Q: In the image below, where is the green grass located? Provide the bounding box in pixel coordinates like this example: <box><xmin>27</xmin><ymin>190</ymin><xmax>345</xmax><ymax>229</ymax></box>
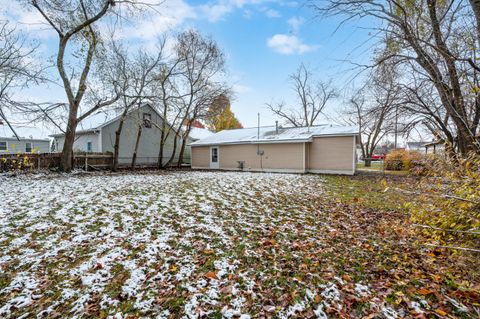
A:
<box><xmin>356</xmin><ymin>161</ymin><xmax>384</xmax><ymax>170</ymax></box>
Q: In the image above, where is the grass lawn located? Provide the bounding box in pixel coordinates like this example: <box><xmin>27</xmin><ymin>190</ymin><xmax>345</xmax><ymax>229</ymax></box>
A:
<box><xmin>0</xmin><ymin>171</ymin><xmax>478</xmax><ymax>318</ymax></box>
<box><xmin>356</xmin><ymin>161</ymin><xmax>385</xmax><ymax>170</ymax></box>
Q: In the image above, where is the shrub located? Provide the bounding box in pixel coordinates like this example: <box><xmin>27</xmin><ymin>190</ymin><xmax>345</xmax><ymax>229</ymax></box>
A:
<box><xmin>384</xmin><ymin>149</ymin><xmax>423</xmax><ymax>171</ymax></box>
<box><xmin>407</xmin><ymin>154</ymin><xmax>480</xmax><ymax>248</ymax></box>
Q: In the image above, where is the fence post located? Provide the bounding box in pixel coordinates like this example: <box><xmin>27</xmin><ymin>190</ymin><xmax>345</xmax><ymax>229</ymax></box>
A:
<box><xmin>85</xmin><ymin>154</ymin><xmax>88</xmax><ymax>171</ymax></box>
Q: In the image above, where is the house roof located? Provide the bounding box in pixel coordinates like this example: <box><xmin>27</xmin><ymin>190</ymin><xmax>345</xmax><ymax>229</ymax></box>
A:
<box><xmin>190</xmin><ymin>124</ymin><xmax>358</xmax><ymax>146</ymax></box>
<box><xmin>49</xmin><ymin>103</ymin><xmax>164</xmax><ymax>138</ymax></box>
<box><xmin>188</xmin><ymin>127</ymin><xmax>214</xmax><ymax>141</ymax></box>
<box><xmin>407</xmin><ymin>141</ymin><xmax>429</xmax><ymax>148</ymax></box>
<box><xmin>0</xmin><ymin>124</ymin><xmax>51</xmax><ymax>141</ymax></box>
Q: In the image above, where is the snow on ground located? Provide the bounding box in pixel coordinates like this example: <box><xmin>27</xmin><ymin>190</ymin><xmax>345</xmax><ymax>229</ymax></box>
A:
<box><xmin>0</xmin><ymin>171</ymin><xmax>406</xmax><ymax>318</ymax></box>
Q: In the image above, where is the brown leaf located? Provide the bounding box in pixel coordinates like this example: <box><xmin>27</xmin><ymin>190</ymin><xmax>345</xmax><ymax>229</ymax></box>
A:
<box><xmin>435</xmin><ymin>309</ymin><xmax>447</xmax><ymax>316</ymax></box>
<box><xmin>418</xmin><ymin>288</ymin><xmax>432</xmax><ymax>295</ymax></box>
<box><xmin>205</xmin><ymin>271</ymin><xmax>218</xmax><ymax>280</ymax></box>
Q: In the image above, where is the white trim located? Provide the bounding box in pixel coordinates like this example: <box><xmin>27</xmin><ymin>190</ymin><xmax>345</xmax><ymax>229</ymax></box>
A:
<box><xmin>352</xmin><ymin>135</ymin><xmax>356</xmax><ymax>173</ymax></box>
<box><xmin>210</xmin><ymin>146</ymin><xmax>219</xmax><ymax>169</ymax></box>
<box><xmin>190</xmin><ymin>133</ymin><xmax>359</xmax><ymax>147</ymax></box>
<box><xmin>302</xmin><ymin>142</ymin><xmax>306</xmax><ymax>173</ymax></box>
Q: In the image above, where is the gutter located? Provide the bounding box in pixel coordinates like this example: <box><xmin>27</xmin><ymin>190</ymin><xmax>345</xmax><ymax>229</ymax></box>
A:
<box><xmin>190</xmin><ymin>133</ymin><xmax>359</xmax><ymax>147</ymax></box>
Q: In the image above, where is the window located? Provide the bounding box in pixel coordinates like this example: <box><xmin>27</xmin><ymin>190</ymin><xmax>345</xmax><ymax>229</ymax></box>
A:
<box><xmin>0</xmin><ymin>141</ymin><xmax>6</xmax><ymax>151</ymax></box>
<box><xmin>211</xmin><ymin>147</ymin><xmax>218</xmax><ymax>163</ymax></box>
<box><xmin>87</xmin><ymin>141</ymin><xmax>92</xmax><ymax>152</ymax></box>
<box><xmin>25</xmin><ymin>142</ymin><xmax>32</xmax><ymax>153</ymax></box>
<box><xmin>143</xmin><ymin>113</ymin><xmax>152</xmax><ymax>128</ymax></box>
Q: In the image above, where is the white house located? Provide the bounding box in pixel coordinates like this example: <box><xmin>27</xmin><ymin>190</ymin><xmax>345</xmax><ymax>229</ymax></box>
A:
<box><xmin>51</xmin><ymin>104</ymin><xmax>192</xmax><ymax>166</ymax></box>
<box><xmin>0</xmin><ymin>123</ymin><xmax>50</xmax><ymax>154</ymax></box>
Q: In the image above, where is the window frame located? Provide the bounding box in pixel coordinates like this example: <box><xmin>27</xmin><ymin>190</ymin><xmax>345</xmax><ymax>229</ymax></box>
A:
<box><xmin>143</xmin><ymin>113</ymin><xmax>152</xmax><ymax>128</ymax></box>
<box><xmin>0</xmin><ymin>141</ymin><xmax>7</xmax><ymax>151</ymax></box>
<box><xmin>211</xmin><ymin>147</ymin><xmax>218</xmax><ymax>163</ymax></box>
<box><xmin>25</xmin><ymin>142</ymin><xmax>33</xmax><ymax>153</ymax></box>
<box><xmin>86</xmin><ymin>141</ymin><xmax>93</xmax><ymax>153</ymax></box>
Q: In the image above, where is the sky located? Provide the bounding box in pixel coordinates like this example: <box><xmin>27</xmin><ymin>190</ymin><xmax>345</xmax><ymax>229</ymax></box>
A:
<box><xmin>0</xmin><ymin>0</ymin><xmax>376</xmax><ymax>137</ymax></box>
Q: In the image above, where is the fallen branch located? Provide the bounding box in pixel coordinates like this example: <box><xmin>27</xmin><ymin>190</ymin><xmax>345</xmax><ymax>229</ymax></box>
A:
<box><xmin>422</xmin><ymin>243</ymin><xmax>480</xmax><ymax>253</ymax></box>
<box><xmin>390</xmin><ymin>187</ymin><xmax>479</xmax><ymax>205</ymax></box>
<box><xmin>412</xmin><ymin>224</ymin><xmax>480</xmax><ymax>235</ymax></box>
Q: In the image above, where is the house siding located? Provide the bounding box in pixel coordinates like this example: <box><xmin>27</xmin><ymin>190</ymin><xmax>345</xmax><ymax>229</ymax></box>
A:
<box><xmin>191</xmin><ymin>135</ymin><xmax>356</xmax><ymax>175</ymax></box>
<box><xmin>191</xmin><ymin>146</ymin><xmax>210</xmax><ymax>168</ymax></box>
<box><xmin>307</xmin><ymin>136</ymin><xmax>355</xmax><ymax>174</ymax></box>
<box><xmin>100</xmin><ymin>104</ymin><xmax>184</xmax><ymax>165</ymax></box>
<box><xmin>193</xmin><ymin>143</ymin><xmax>305</xmax><ymax>172</ymax></box>
<box><xmin>0</xmin><ymin>138</ymin><xmax>50</xmax><ymax>154</ymax></box>
<box><xmin>53</xmin><ymin>132</ymin><xmax>100</xmax><ymax>153</ymax></box>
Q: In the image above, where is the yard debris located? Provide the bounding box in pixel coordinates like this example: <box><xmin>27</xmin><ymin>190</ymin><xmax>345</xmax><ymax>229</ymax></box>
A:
<box><xmin>0</xmin><ymin>171</ymin><xmax>478</xmax><ymax>318</ymax></box>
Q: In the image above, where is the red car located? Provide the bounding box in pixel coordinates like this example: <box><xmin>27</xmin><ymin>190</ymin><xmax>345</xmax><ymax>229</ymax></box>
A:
<box><xmin>371</xmin><ymin>154</ymin><xmax>386</xmax><ymax>161</ymax></box>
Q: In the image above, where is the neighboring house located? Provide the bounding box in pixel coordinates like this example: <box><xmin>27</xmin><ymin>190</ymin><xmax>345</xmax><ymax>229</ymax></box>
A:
<box><xmin>406</xmin><ymin>141</ymin><xmax>429</xmax><ymax>152</ymax></box>
<box><xmin>424</xmin><ymin>140</ymin><xmax>445</xmax><ymax>154</ymax></box>
<box><xmin>0</xmin><ymin>124</ymin><xmax>50</xmax><ymax>154</ymax></box>
<box><xmin>190</xmin><ymin>124</ymin><xmax>359</xmax><ymax>175</ymax></box>
<box><xmin>51</xmin><ymin>104</ymin><xmax>188</xmax><ymax>165</ymax></box>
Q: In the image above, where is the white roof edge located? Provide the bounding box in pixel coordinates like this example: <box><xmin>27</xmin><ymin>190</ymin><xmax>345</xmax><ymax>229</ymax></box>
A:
<box><xmin>49</xmin><ymin>103</ymin><xmax>175</xmax><ymax>138</ymax></box>
<box><xmin>190</xmin><ymin>132</ymin><xmax>358</xmax><ymax>146</ymax></box>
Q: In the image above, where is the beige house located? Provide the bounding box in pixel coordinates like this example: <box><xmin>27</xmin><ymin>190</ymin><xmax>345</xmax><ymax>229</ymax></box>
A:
<box><xmin>190</xmin><ymin>125</ymin><xmax>359</xmax><ymax>175</ymax></box>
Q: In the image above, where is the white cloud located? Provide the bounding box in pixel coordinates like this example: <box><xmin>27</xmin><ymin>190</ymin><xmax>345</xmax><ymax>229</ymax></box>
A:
<box><xmin>121</xmin><ymin>0</ymin><xmax>196</xmax><ymax>40</ymax></box>
<box><xmin>266</xmin><ymin>34</ymin><xmax>316</xmax><ymax>55</ymax></box>
<box><xmin>233</xmin><ymin>83</ymin><xmax>252</xmax><ymax>93</ymax></box>
<box><xmin>287</xmin><ymin>16</ymin><xmax>304</xmax><ymax>33</ymax></box>
<box><xmin>200</xmin><ymin>0</ymin><xmax>265</xmax><ymax>22</ymax></box>
<box><xmin>264</xmin><ymin>8</ymin><xmax>281</xmax><ymax>18</ymax></box>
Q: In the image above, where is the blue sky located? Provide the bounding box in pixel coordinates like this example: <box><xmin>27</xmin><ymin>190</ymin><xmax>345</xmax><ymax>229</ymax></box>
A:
<box><xmin>1</xmin><ymin>0</ymin><xmax>375</xmax><ymax>132</ymax></box>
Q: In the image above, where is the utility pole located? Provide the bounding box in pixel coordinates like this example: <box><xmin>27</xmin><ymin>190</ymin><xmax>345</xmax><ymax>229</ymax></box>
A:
<box><xmin>394</xmin><ymin>106</ymin><xmax>398</xmax><ymax>149</ymax></box>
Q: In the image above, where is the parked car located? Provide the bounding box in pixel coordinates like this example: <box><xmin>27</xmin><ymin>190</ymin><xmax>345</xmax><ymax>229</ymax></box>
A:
<box><xmin>371</xmin><ymin>154</ymin><xmax>386</xmax><ymax>161</ymax></box>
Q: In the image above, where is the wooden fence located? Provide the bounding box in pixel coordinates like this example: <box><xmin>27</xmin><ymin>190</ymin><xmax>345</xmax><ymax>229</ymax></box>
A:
<box><xmin>0</xmin><ymin>153</ymin><xmax>113</xmax><ymax>172</ymax></box>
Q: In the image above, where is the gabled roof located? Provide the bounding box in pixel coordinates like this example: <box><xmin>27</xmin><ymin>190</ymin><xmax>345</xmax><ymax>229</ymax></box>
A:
<box><xmin>190</xmin><ymin>124</ymin><xmax>358</xmax><ymax>146</ymax></box>
<box><xmin>49</xmin><ymin>103</ymin><xmax>166</xmax><ymax>138</ymax></box>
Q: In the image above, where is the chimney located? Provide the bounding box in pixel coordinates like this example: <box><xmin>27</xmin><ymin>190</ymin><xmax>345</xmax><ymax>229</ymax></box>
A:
<box><xmin>275</xmin><ymin>121</ymin><xmax>279</xmax><ymax>134</ymax></box>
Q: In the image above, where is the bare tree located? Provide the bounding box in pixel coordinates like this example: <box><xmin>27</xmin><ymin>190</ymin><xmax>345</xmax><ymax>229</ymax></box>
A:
<box><xmin>346</xmin><ymin>69</ymin><xmax>401</xmax><ymax>167</ymax></box>
<box><xmin>312</xmin><ymin>0</ymin><xmax>480</xmax><ymax>155</ymax></box>
<box><xmin>267</xmin><ymin>63</ymin><xmax>337</xmax><ymax>127</ymax></box>
<box><xmin>96</xmin><ymin>40</ymin><xmax>162</xmax><ymax>171</ymax></box>
<box><xmin>26</xmin><ymin>0</ymin><xmax>151</xmax><ymax>171</ymax></box>
<box><xmin>152</xmin><ymin>30</ymin><xmax>228</xmax><ymax>168</ymax></box>
<box><xmin>174</xmin><ymin>31</ymin><xmax>229</xmax><ymax>167</ymax></box>
<box><xmin>0</xmin><ymin>21</ymin><xmax>42</xmax><ymax>139</ymax></box>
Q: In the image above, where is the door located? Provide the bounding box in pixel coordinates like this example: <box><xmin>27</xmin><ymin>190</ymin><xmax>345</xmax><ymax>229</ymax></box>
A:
<box><xmin>210</xmin><ymin>146</ymin><xmax>219</xmax><ymax>169</ymax></box>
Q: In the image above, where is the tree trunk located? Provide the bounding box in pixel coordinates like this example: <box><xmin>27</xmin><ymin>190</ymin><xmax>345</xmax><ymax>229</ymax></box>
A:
<box><xmin>364</xmin><ymin>158</ymin><xmax>372</xmax><ymax>167</ymax></box>
<box><xmin>165</xmin><ymin>131</ymin><xmax>178</xmax><ymax>167</ymax></box>
<box><xmin>469</xmin><ymin>0</ymin><xmax>480</xmax><ymax>48</ymax></box>
<box><xmin>158</xmin><ymin>129</ymin><xmax>165</xmax><ymax>168</ymax></box>
<box><xmin>177</xmin><ymin>126</ymin><xmax>192</xmax><ymax>167</ymax></box>
<box><xmin>60</xmin><ymin>112</ymin><xmax>78</xmax><ymax>172</ymax></box>
<box><xmin>131</xmin><ymin>125</ymin><xmax>143</xmax><ymax>169</ymax></box>
<box><xmin>112</xmin><ymin>110</ymin><xmax>128</xmax><ymax>171</ymax></box>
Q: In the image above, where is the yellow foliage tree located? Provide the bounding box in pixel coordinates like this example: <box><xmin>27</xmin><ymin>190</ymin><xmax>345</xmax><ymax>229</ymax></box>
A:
<box><xmin>206</xmin><ymin>95</ymin><xmax>243</xmax><ymax>132</ymax></box>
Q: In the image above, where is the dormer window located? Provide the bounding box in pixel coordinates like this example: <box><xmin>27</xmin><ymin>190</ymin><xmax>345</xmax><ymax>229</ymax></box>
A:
<box><xmin>143</xmin><ymin>113</ymin><xmax>152</xmax><ymax>128</ymax></box>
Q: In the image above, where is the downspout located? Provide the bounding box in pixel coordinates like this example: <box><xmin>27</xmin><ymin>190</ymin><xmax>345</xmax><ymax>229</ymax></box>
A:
<box><xmin>303</xmin><ymin>142</ymin><xmax>306</xmax><ymax>173</ymax></box>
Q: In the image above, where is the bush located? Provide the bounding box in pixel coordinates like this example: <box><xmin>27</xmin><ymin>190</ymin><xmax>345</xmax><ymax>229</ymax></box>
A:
<box><xmin>408</xmin><ymin>154</ymin><xmax>480</xmax><ymax>247</ymax></box>
<box><xmin>384</xmin><ymin>149</ymin><xmax>423</xmax><ymax>171</ymax></box>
